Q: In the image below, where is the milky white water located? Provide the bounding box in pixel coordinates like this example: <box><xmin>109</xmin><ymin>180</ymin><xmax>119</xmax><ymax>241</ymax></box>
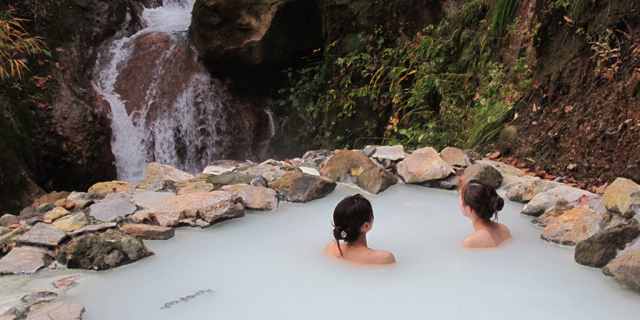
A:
<box><xmin>3</xmin><ymin>185</ymin><xmax>638</xmax><ymax>319</ymax></box>
<box><xmin>93</xmin><ymin>0</ymin><xmax>245</xmax><ymax>182</ymax></box>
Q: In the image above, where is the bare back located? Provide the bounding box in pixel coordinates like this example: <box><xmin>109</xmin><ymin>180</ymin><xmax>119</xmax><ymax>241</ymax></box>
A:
<box><xmin>324</xmin><ymin>242</ymin><xmax>396</xmax><ymax>265</ymax></box>
<box><xmin>462</xmin><ymin>222</ymin><xmax>512</xmax><ymax>249</ymax></box>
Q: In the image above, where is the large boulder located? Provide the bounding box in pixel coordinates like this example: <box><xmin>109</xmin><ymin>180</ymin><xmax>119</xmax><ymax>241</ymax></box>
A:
<box><xmin>221</xmin><ymin>185</ymin><xmax>279</xmax><ymax>210</ymax></box>
<box><xmin>321</xmin><ymin>150</ymin><xmax>396</xmax><ymax>194</ymax></box>
<box><xmin>602</xmin><ymin>252</ymin><xmax>640</xmax><ymax>292</ymax></box>
<box><xmin>540</xmin><ymin>205</ymin><xmax>605</xmax><ymax>246</ymax></box>
<box><xmin>397</xmin><ymin>147</ymin><xmax>454</xmax><ymax>183</ymax></box>
<box><xmin>575</xmin><ymin>219</ymin><xmax>640</xmax><ymax>268</ymax></box>
<box><xmin>439</xmin><ymin>147</ymin><xmax>470</xmax><ymax>168</ymax></box>
<box><xmin>0</xmin><ymin>246</ymin><xmax>51</xmax><ymax>275</ymax></box>
<box><xmin>131</xmin><ymin>191</ymin><xmax>245</xmax><ymax>227</ymax></box>
<box><xmin>521</xmin><ymin>185</ymin><xmax>598</xmax><ymax>217</ymax></box>
<box><xmin>300</xmin><ymin>150</ymin><xmax>333</xmax><ymax>168</ymax></box>
<box><xmin>530</xmin><ymin>205</ymin><xmax>573</xmax><ymax>228</ymax></box>
<box><xmin>189</xmin><ymin>0</ymin><xmax>324</xmax><ymax>92</ymax></box>
<box><xmin>602</xmin><ymin>178</ymin><xmax>640</xmax><ymax>219</ymax></box>
<box><xmin>460</xmin><ymin>163</ymin><xmax>503</xmax><ymax>189</ymax></box>
<box><xmin>56</xmin><ymin>229</ymin><xmax>153</xmax><ymax>270</ymax></box>
<box><xmin>269</xmin><ymin>172</ymin><xmax>336</xmax><ymax>203</ymax></box>
<box><xmin>16</xmin><ymin>223</ymin><xmax>67</xmax><ymax>248</ymax></box>
<box><xmin>145</xmin><ymin>162</ymin><xmax>195</xmax><ymax>182</ymax></box>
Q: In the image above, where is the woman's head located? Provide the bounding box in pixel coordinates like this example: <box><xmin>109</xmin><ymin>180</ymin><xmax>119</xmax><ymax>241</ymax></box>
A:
<box><xmin>460</xmin><ymin>180</ymin><xmax>504</xmax><ymax>223</ymax></box>
<box><xmin>332</xmin><ymin>194</ymin><xmax>374</xmax><ymax>244</ymax></box>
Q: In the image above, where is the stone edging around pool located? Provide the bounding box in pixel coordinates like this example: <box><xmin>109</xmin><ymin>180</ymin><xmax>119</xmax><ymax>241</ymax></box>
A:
<box><xmin>1</xmin><ymin>145</ymin><xmax>639</xmax><ymax>318</ymax></box>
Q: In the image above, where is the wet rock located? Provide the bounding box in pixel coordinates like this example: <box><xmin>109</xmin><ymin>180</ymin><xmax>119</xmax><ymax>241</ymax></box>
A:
<box><xmin>531</xmin><ymin>205</ymin><xmax>574</xmax><ymax>227</ymax></box>
<box><xmin>497</xmin><ymin>125</ymin><xmax>518</xmax><ymax>155</ymax></box>
<box><xmin>120</xmin><ymin>224</ymin><xmax>174</xmax><ymax>240</ymax></box>
<box><xmin>176</xmin><ymin>181</ymin><xmax>214</xmax><ymax>195</ymax></box>
<box><xmin>251</xmin><ymin>175</ymin><xmax>268</xmax><ymax>188</ymax></box>
<box><xmin>16</xmin><ymin>223</ymin><xmax>67</xmax><ymax>248</ymax></box>
<box><xmin>460</xmin><ymin>163</ymin><xmax>503</xmax><ymax>189</ymax></box>
<box><xmin>575</xmin><ymin>219</ymin><xmax>640</xmax><ymax>268</ymax></box>
<box><xmin>145</xmin><ymin>162</ymin><xmax>195</xmax><ymax>182</ymax></box>
<box><xmin>0</xmin><ymin>247</ymin><xmax>51</xmax><ymax>275</ymax></box>
<box><xmin>51</xmin><ymin>213</ymin><xmax>89</xmax><ymax>232</ymax></box>
<box><xmin>19</xmin><ymin>207</ymin><xmax>40</xmax><ymax>220</ymax></box>
<box><xmin>235</xmin><ymin>159</ymin><xmax>302</xmax><ymax>182</ymax></box>
<box><xmin>301</xmin><ymin>150</ymin><xmax>334</xmax><ymax>168</ymax></box>
<box><xmin>131</xmin><ymin>191</ymin><xmax>245</xmax><ymax>227</ymax></box>
<box><xmin>221</xmin><ymin>185</ymin><xmax>278</xmax><ymax>210</ymax></box>
<box><xmin>131</xmin><ymin>191</ymin><xmax>175</xmax><ymax>209</ymax></box>
<box><xmin>540</xmin><ymin>205</ymin><xmax>604</xmax><ymax>246</ymax></box>
<box><xmin>88</xmin><ymin>181</ymin><xmax>133</xmax><ymax>196</ymax></box>
<box><xmin>52</xmin><ymin>275</ymin><xmax>82</xmax><ymax>291</ymax></box>
<box><xmin>269</xmin><ymin>172</ymin><xmax>336</xmax><ymax>203</ymax></box>
<box><xmin>507</xmin><ymin>178</ymin><xmax>559</xmax><ymax>203</ymax></box>
<box><xmin>397</xmin><ymin>147</ymin><xmax>454</xmax><ymax>183</ymax></box>
<box><xmin>21</xmin><ymin>291</ymin><xmax>58</xmax><ymax>307</ymax></box>
<box><xmin>322</xmin><ymin>150</ymin><xmax>397</xmax><ymax>194</ymax></box>
<box><xmin>56</xmin><ymin>229</ymin><xmax>153</xmax><ymax>270</ymax></box>
<box><xmin>602</xmin><ymin>252</ymin><xmax>640</xmax><ymax>292</ymax></box>
<box><xmin>521</xmin><ymin>185</ymin><xmax>598</xmax><ymax>217</ymax></box>
<box><xmin>197</xmin><ymin>172</ymin><xmax>260</xmax><ymax>190</ymax></box>
<box><xmin>420</xmin><ymin>174</ymin><xmax>461</xmax><ymax>190</ymax></box>
<box><xmin>602</xmin><ymin>178</ymin><xmax>640</xmax><ymax>219</ymax></box>
<box><xmin>439</xmin><ymin>147</ymin><xmax>470</xmax><ymax>168</ymax></box>
<box><xmin>43</xmin><ymin>207</ymin><xmax>71</xmax><ymax>222</ymax></box>
<box><xmin>69</xmin><ymin>223</ymin><xmax>117</xmax><ymax>237</ymax></box>
<box><xmin>0</xmin><ymin>215</ymin><xmax>20</xmax><ymax>227</ymax></box>
<box><xmin>89</xmin><ymin>196</ymin><xmax>137</xmax><ymax>222</ymax></box>
<box><xmin>146</xmin><ymin>180</ymin><xmax>178</xmax><ymax>193</ymax></box>
<box><xmin>32</xmin><ymin>192</ymin><xmax>70</xmax><ymax>209</ymax></box>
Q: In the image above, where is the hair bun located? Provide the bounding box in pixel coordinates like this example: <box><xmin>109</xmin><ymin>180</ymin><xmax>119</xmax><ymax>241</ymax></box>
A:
<box><xmin>491</xmin><ymin>195</ymin><xmax>504</xmax><ymax>212</ymax></box>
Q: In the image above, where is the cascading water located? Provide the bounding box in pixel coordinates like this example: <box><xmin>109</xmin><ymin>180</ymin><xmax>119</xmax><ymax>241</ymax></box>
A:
<box><xmin>93</xmin><ymin>0</ymin><xmax>272</xmax><ymax>182</ymax></box>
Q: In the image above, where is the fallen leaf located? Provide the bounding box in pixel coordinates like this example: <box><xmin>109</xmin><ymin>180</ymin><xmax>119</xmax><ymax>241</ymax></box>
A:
<box><xmin>564</xmin><ymin>105</ymin><xmax>574</xmax><ymax>113</ymax></box>
<box><xmin>564</xmin><ymin>16</ymin><xmax>574</xmax><ymax>23</ymax></box>
<box><xmin>487</xmin><ymin>151</ymin><xmax>500</xmax><ymax>160</ymax></box>
<box><xmin>595</xmin><ymin>182</ymin><xmax>609</xmax><ymax>195</ymax></box>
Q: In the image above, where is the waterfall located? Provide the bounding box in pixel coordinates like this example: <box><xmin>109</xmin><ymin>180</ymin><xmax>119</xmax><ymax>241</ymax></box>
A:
<box><xmin>93</xmin><ymin>0</ymin><xmax>269</xmax><ymax>183</ymax></box>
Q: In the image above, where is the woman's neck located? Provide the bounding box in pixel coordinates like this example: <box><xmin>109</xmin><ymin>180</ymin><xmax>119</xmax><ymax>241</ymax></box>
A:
<box><xmin>347</xmin><ymin>235</ymin><xmax>368</xmax><ymax>248</ymax></box>
<box><xmin>471</xmin><ymin>217</ymin><xmax>493</xmax><ymax>231</ymax></box>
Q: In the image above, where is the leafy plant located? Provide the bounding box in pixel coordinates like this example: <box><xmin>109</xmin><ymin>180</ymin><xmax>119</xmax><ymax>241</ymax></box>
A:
<box><xmin>0</xmin><ymin>7</ymin><xmax>47</xmax><ymax>81</ymax></box>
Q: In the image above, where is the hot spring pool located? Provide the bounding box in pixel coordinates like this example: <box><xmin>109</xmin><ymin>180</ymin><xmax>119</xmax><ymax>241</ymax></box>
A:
<box><xmin>2</xmin><ymin>184</ymin><xmax>639</xmax><ymax>319</ymax></box>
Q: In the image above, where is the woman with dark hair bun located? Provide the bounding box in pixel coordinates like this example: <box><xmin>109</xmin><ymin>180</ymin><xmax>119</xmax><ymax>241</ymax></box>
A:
<box><xmin>324</xmin><ymin>194</ymin><xmax>396</xmax><ymax>264</ymax></box>
<box><xmin>459</xmin><ymin>180</ymin><xmax>512</xmax><ymax>248</ymax></box>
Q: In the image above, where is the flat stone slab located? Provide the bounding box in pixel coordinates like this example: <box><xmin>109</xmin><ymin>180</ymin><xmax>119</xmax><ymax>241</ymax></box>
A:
<box><xmin>0</xmin><ymin>214</ymin><xmax>20</xmax><ymax>227</ymax></box>
<box><xmin>51</xmin><ymin>212</ymin><xmax>89</xmax><ymax>232</ymax></box>
<box><xmin>522</xmin><ymin>185</ymin><xmax>598</xmax><ymax>217</ymax></box>
<box><xmin>371</xmin><ymin>145</ymin><xmax>405</xmax><ymax>162</ymax></box>
<box><xmin>68</xmin><ymin>222</ymin><xmax>118</xmax><ymax>237</ymax></box>
<box><xmin>16</xmin><ymin>223</ymin><xmax>67</xmax><ymax>248</ymax></box>
<box><xmin>120</xmin><ymin>224</ymin><xmax>175</xmax><ymax>240</ymax></box>
<box><xmin>221</xmin><ymin>184</ymin><xmax>279</xmax><ymax>210</ymax></box>
<box><xmin>146</xmin><ymin>162</ymin><xmax>194</xmax><ymax>182</ymax></box>
<box><xmin>0</xmin><ymin>247</ymin><xmax>49</xmax><ymax>275</ymax></box>
<box><xmin>131</xmin><ymin>191</ymin><xmax>175</xmax><ymax>209</ymax></box>
<box><xmin>25</xmin><ymin>301</ymin><xmax>85</xmax><ymax>320</ymax></box>
<box><xmin>89</xmin><ymin>196</ymin><xmax>137</xmax><ymax>222</ymax></box>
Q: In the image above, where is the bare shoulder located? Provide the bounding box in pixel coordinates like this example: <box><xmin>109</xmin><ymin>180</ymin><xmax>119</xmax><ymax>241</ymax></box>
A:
<box><xmin>462</xmin><ymin>230</ymin><xmax>497</xmax><ymax>248</ymax></box>
<box><xmin>324</xmin><ymin>242</ymin><xmax>339</xmax><ymax>258</ymax></box>
<box><xmin>497</xmin><ymin>223</ymin><xmax>512</xmax><ymax>240</ymax></box>
<box><xmin>372</xmin><ymin>250</ymin><xmax>396</xmax><ymax>264</ymax></box>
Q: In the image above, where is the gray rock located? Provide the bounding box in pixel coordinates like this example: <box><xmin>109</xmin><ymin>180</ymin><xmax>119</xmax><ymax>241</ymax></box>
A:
<box><xmin>531</xmin><ymin>205</ymin><xmax>573</xmax><ymax>228</ymax></box>
<box><xmin>68</xmin><ymin>222</ymin><xmax>117</xmax><ymax>237</ymax></box>
<box><xmin>35</xmin><ymin>203</ymin><xmax>55</xmax><ymax>214</ymax></box>
<box><xmin>575</xmin><ymin>219</ymin><xmax>640</xmax><ymax>268</ymax></box>
<box><xmin>602</xmin><ymin>252</ymin><xmax>640</xmax><ymax>292</ymax></box>
<box><xmin>506</xmin><ymin>178</ymin><xmax>560</xmax><ymax>203</ymax></box>
<box><xmin>25</xmin><ymin>217</ymin><xmax>43</xmax><ymax>226</ymax></box>
<box><xmin>89</xmin><ymin>196</ymin><xmax>137</xmax><ymax>222</ymax></box>
<box><xmin>363</xmin><ymin>146</ymin><xmax>376</xmax><ymax>157</ymax></box>
<box><xmin>21</xmin><ymin>291</ymin><xmax>58</xmax><ymax>307</ymax></box>
<box><xmin>0</xmin><ymin>247</ymin><xmax>51</xmax><ymax>275</ymax></box>
<box><xmin>420</xmin><ymin>174</ymin><xmax>461</xmax><ymax>190</ymax></box>
<box><xmin>19</xmin><ymin>207</ymin><xmax>39</xmax><ymax>220</ymax></box>
<box><xmin>197</xmin><ymin>172</ymin><xmax>260</xmax><ymax>190</ymax></box>
<box><xmin>251</xmin><ymin>175</ymin><xmax>268</xmax><ymax>188</ymax></box>
<box><xmin>0</xmin><ymin>214</ymin><xmax>20</xmax><ymax>227</ymax></box>
<box><xmin>146</xmin><ymin>179</ymin><xmax>177</xmax><ymax>193</ymax></box>
<box><xmin>16</xmin><ymin>223</ymin><xmax>67</xmax><ymax>248</ymax></box>
<box><xmin>131</xmin><ymin>191</ymin><xmax>175</xmax><ymax>209</ymax></box>
<box><xmin>371</xmin><ymin>145</ymin><xmax>405</xmax><ymax>162</ymax></box>
<box><xmin>460</xmin><ymin>163</ymin><xmax>503</xmax><ymax>189</ymax></box>
<box><xmin>521</xmin><ymin>185</ymin><xmax>598</xmax><ymax>217</ymax></box>
<box><xmin>66</xmin><ymin>191</ymin><xmax>103</xmax><ymax>203</ymax></box>
<box><xmin>25</xmin><ymin>301</ymin><xmax>85</xmax><ymax>320</ymax></box>
<box><xmin>74</xmin><ymin>200</ymin><xmax>95</xmax><ymax>210</ymax></box>
<box><xmin>300</xmin><ymin>149</ymin><xmax>334</xmax><ymax>167</ymax></box>
<box><xmin>235</xmin><ymin>159</ymin><xmax>302</xmax><ymax>182</ymax></box>
<box><xmin>269</xmin><ymin>173</ymin><xmax>337</xmax><ymax>203</ymax></box>
<box><xmin>202</xmin><ymin>159</ymin><xmax>243</xmax><ymax>175</ymax></box>
<box><xmin>497</xmin><ymin>125</ymin><xmax>518</xmax><ymax>155</ymax></box>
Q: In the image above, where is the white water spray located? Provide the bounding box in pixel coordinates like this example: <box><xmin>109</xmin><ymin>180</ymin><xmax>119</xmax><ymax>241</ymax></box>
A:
<box><xmin>93</xmin><ymin>0</ymin><xmax>254</xmax><ymax>182</ymax></box>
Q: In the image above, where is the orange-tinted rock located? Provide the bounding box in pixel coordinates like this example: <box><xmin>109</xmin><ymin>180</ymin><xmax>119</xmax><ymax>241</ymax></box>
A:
<box><xmin>541</xmin><ymin>205</ymin><xmax>604</xmax><ymax>246</ymax></box>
